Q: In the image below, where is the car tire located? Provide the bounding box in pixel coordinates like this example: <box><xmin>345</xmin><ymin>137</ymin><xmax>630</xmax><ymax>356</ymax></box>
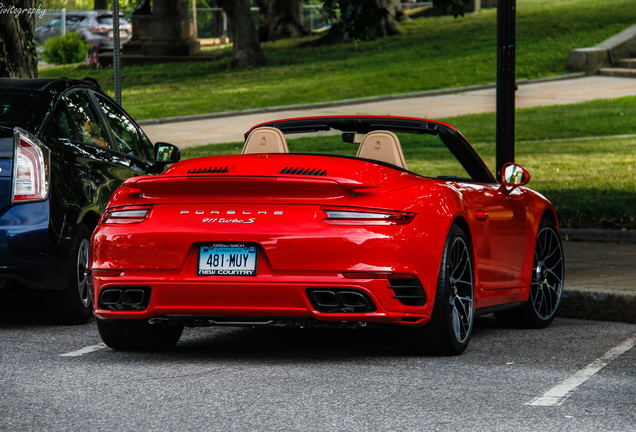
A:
<box><xmin>97</xmin><ymin>318</ymin><xmax>184</xmax><ymax>351</ymax></box>
<box><xmin>495</xmin><ymin>218</ymin><xmax>564</xmax><ymax>329</ymax></box>
<box><xmin>399</xmin><ymin>224</ymin><xmax>475</xmax><ymax>355</ymax></box>
<box><xmin>50</xmin><ymin>224</ymin><xmax>94</xmax><ymax>325</ymax></box>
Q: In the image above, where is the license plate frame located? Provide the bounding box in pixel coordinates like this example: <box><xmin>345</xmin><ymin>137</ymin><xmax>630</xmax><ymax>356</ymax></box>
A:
<box><xmin>198</xmin><ymin>243</ymin><xmax>258</xmax><ymax>276</ymax></box>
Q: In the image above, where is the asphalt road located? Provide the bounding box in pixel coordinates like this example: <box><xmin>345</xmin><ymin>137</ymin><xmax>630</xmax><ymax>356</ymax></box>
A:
<box><xmin>1</xmin><ymin>308</ymin><xmax>634</xmax><ymax>432</ymax></box>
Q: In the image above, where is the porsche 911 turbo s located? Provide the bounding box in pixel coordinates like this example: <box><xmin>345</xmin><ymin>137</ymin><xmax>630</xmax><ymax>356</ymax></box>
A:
<box><xmin>90</xmin><ymin>116</ymin><xmax>564</xmax><ymax>355</ymax></box>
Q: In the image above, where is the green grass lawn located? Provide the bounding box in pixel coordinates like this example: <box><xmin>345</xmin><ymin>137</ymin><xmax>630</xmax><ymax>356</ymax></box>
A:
<box><xmin>36</xmin><ymin>0</ymin><xmax>636</xmax><ymax>229</ymax></box>
<box><xmin>180</xmin><ymin>97</ymin><xmax>636</xmax><ymax>230</ymax></box>
<box><xmin>38</xmin><ymin>0</ymin><xmax>636</xmax><ymax>120</ymax></box>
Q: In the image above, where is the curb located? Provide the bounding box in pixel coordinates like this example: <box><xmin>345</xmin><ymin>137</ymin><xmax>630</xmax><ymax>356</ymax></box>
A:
<box><xmin>559</xmin><ymin>290</ymin><xmax>636</xmax><ymax>324</ymax></box>
<box><xmin>137</xmin><ymin>73</ymin><xmax>587</xmax><ymax>127</ymax></box>
<box><xmin>561</xmin><ymin>229</ymin><xmax>636</xmax><ymax>243</ymax></box>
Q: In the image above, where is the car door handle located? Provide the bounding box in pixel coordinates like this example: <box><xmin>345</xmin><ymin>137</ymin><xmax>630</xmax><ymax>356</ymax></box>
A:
<box><xmin>475</xmin><ymin>210</ymin><xmax>489</xmax><ymax>221</ymax></box>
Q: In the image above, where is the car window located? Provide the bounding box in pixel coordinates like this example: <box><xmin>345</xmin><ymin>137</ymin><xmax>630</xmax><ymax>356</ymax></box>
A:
<box><xmin>397</xmin><ymin>132</ymin><xmax>472</xmax><ymax>180</ymax></box>
<box><xmin>39</xmin><ymin>102</ymin><xmax>78</xmax><ymax>143</ymax></box>
<box><xmin>0</xmin><ymin>92</ymin><xmax>37</xmax><ymax>126</ymax></box>
<box><xmin>64</xmin><ymin>91</ymin><xmax>109</xmax><ymax>147</ymax></box>
<box><xmin>47</xmin><ymin>17</ymin><xmax>62</xmax><ymax>27</ymax></box>
<box><xmin>52</xmin><ymin>104</ymin><xmax>76</xmax><ymax>139</ymax></box>
<box><xmin>97</xmin><ymin>16</ymin><xmax>128</xmax><ymax>25</ymax></box>
<box><xmin>140</xmin><ymin>131</ymin><xmax>155</xmax><ymax>163</ymax></box>
<box><xmin>95</xmin><ymin>94</ymin><xmax>148</xmax><ymax>160</ymax></box>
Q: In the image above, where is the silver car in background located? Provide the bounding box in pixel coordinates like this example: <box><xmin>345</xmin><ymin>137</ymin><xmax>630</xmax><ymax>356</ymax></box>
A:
<box><xmin>35</xmin><ymin>11</ymin><xmax>132</xmax><ymax>51</ymax></box>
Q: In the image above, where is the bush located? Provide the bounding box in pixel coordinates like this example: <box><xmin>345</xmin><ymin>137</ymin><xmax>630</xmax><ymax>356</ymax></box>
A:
<box><xmin>42</xmin><ymin>32</ymin><xmax>90</xmax><ymax>65</ymax></box>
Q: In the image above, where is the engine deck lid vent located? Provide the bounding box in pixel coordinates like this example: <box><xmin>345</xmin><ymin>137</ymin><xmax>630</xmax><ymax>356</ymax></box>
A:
<box><xmin>188</xmin><ymin>166</ymin><xmax>230</xmax><ymax>174</ymax></box>
<box><xmin>281</xmin><ymin>167</ymin><xmax>327</xmax><ymax>176</ymax></box>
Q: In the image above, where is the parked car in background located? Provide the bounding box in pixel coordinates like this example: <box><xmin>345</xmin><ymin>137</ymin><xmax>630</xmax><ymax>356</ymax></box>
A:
<box><xmin>91</xmin><ymin>116</ymin><xmax>564</xmax><ymax>355</ymax></box>
<box><xmin>35</xmin><ymin>11</ymin><xmax>132</xmax><ymax>51</ymax></box>
<box><xmin>0</xmin><ymin>78</ymin><xmax>179</xmax><ymax>324</ymax></box>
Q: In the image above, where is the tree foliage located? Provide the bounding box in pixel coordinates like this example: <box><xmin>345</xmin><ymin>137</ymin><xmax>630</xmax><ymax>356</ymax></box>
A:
<box><xmin>39</xmin><ymin>0</ymin><xmax>142</xmax><ymax>9</ymax></box>
<box><xmin>42</xmin><ymin>32</ymin><xmax>90</xmax><ymax>64</ymax></box>
<box><xmin>322</xmin><ymin>0</ymin><xmax>401</xmax><ymax>41</ymax></box>
<box><xmin>323</xmin><ymin>0</ymin><xmax>468</xmax><ymax>41</ymax></box>
<box><xmin>432</xmin><ymin>0</ymin><xmax>470</xmax><ymax>17</ymax></box>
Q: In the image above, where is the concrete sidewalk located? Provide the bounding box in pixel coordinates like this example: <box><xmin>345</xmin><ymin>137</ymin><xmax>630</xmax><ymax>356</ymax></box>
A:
<box><xmin>141</xmin><ymin>75</ymin><xmax>636</xmax><ymax>148</ymax></box>
<box><xmin>141</xmin><ymin>74</ymin><xmax>636</xmax><ymax>324</ymax></box>
<box><xmin>561</xmin><ymin>240</ymin><xmax>635</xmax><ymax>324</ymax></box>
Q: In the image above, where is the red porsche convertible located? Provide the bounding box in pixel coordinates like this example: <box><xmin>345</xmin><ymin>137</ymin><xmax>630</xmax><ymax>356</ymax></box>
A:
<box><xmin>90</xmin><ymin>116</ymin><xmax>564</xmax><ymax>355</ymax></box>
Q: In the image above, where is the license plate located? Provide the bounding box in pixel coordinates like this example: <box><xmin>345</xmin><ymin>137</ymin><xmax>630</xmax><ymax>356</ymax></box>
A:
<box><xmin>198</xmin><ymin>244</ymin><xmax>258</xmax><ymax>276</ymax></box>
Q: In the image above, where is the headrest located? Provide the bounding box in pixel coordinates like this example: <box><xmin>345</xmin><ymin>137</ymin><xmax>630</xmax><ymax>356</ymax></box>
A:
<box><xmin>242</xmin><ymin>127</ymin><xmax>289</xmax><ymax>154</ymax></box>
<box><xmin>356</xmin><ymin>130</ymin><xmax>408</xmax><ymax>169</ymax></box>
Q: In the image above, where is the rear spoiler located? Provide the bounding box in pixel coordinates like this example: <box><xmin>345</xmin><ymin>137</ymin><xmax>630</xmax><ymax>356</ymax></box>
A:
<box><xmin>125</xmin><ymin>175</ymin><xmax>376</xmax><ymax>204</ymax></box>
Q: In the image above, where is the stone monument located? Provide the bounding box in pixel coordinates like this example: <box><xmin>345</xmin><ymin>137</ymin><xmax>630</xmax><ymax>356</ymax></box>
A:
<box><xmin>123</xmin><ymin>0</ymin><xmax>200</xmax><ymax>61</ymax></box>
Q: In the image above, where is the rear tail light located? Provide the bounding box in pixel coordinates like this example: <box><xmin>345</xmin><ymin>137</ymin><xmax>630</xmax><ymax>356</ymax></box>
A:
<box><xmin>12</xmin><ymin>128</ymin><xmax>50</xmax><ymax>203</ymax></box>
<box><xmin>322</xmin><ymin>207</ymin><xmax>414</xmax><ymax>226</ymax></box>
<box><xmin>102</xmin><ymin>206</ymin><xmax>152</xmax><ymax>224</ymax></box>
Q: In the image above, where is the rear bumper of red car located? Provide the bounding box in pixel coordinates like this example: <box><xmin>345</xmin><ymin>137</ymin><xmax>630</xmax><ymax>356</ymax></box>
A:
<box><xmin>91</xmin><ymin>271</ymin><xmax>434</xmax><ymax>327</ymax></box>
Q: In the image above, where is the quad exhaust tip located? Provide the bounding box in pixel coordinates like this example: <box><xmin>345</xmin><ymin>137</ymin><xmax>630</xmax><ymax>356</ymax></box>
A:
<box><xmin>307</xmin><ymin>288</ymin><xmax>376</xmax><ymax>313</ymax></box>
<box><xmin>98</xmin><ymin>286</ymin><xmax>151</xmax><ymax>311</ymax></box>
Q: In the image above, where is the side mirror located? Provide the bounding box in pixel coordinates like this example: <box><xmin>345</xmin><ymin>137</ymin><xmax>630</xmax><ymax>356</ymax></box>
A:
<box><xmin>502</xmin><ymin>163</ymin><xmax>530</xmax><ymax>187</ymax></box>
<box><xmin>154</xmin><ymin>142</ymin><xmax>180</xmax><ymax>166</ymax></box>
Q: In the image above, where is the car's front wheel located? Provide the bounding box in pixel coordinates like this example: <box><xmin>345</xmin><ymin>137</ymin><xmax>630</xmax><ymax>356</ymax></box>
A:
<box><xmin>97</xmin><ymin>318</ymin><xmax>184</xmax><ymax>351</ymax></box>
<box><xmin>495</xmin><ymin>218</ymin><xmax>564</xmax><ymax>328</ymax></box>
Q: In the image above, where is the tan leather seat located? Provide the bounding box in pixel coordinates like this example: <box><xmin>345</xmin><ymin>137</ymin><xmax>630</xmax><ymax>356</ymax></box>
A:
<box><xmin>356</xmin><ymin>130</ymin><xmax>408</xmax><ymax>169</ymax></box>
<box><xmin>242</xmin><ymin>127</ymin><xmax>289</xmax><ymax>154</ymax></box>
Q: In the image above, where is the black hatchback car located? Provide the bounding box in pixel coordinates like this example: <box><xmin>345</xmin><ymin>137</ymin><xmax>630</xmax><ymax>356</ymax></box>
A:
<box><xmin>0</xmin><ymin>78</ymin><xmax>179</xmax><ymax>324</ymax></box>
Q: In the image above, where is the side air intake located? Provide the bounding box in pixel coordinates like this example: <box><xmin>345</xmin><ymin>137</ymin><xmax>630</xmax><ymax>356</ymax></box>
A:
<box><xmin>388</xmin><ymin>278</ymin><xmax>427</xmax><ymax>306</ymax></box>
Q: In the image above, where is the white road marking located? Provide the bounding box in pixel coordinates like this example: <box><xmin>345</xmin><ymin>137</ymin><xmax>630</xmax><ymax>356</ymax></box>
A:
<box><xmin>528</xmin><ymin>333</ymin><xmax>636</xmax><ymax>407</ymax></box>
<box><xmin>60</xmin><ymin>343</ymin><xmax>107</xmax><ymax>357</ymax></box>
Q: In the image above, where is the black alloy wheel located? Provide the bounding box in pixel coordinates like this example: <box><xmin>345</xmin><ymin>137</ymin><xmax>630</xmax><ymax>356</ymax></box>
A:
<box><xmin>400</xmin><ymin>224</ymin><xmax>474</xmax><ymax>356</ymax></box>
<box><xmin>51</xmin><ymin>224</ymin><xmax>94</xmax><ymax>325</ymax></box>
<box><xmin>496</xmin><ymin>218</ymin><xmax>564</xmax><ymax>328</ymax></box>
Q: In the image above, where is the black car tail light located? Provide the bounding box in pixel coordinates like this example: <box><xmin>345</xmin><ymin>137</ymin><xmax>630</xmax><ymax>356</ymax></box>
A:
<box><xmin>12</xmin><ymin>128</ymin><xmax>50</xmax><ymax>203</ymax></box>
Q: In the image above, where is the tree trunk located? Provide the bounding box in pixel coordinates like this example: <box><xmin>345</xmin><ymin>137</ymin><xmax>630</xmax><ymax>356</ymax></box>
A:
<box><xmin>316</xmin><ymin>0</ymin><xmax>404</xmax><ymax>44</ymax></box>
<box><xmin>255</xmin><ymin>0</ymin><xmax>306</xmax><ymax>42</ymax></box>
<box><xmin>217</xmin><ymin>0</ymin><xmax>268</xmax><ymax>68</ymax></box>
<box><xmin>0</xmin><ymin>0</ymin><xmax>38</xmax><ymax>78</ymax></box>
<box><xmin>374</xmin><ymin>0</ymin><xmax>404</xmax><ymax>38</ymax></box>
<box><xmin>94</xmin><ymin>0</ymin><xmax>109</xmax><ymax>10</ymax></box>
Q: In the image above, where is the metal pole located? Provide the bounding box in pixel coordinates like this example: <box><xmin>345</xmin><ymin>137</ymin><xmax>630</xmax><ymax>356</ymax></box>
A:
<box><xmin>495</xmin><ymin>0</ymin><xmax>516</xmax><ymax>181</ymax></box>
<box><xmin>192</xmin><ymin>0</ymin><xmax>198</xmax><ymax>39</ymax></box>
<box><xmin>112</xmin><ymin>0</ymin><xmax>122</xmax><ymax>105</ymax></box>
<box><xmin>61</xmin><ymin>8</ymin><xmax>66</xmax><ymax>36</ymax></box>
